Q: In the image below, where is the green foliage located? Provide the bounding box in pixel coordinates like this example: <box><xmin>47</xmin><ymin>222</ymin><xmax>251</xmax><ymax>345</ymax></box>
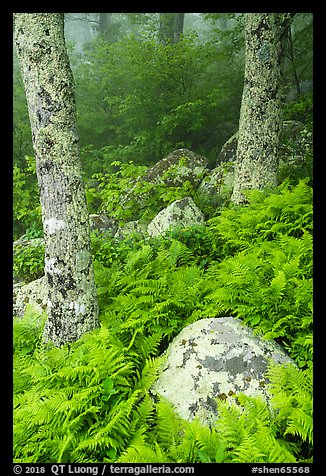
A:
<box><xmin>214</xmin><ymin>363</ymin><xmax>313</xmax><ymax>463</ymax></box>
<box><xmin>87</xmin><ymin>160</ymin><xmax>147</xmax><ymax>222</ymax></box>
<box><xmin>13</xmin><ymin>307</ymin><xmax>312</xmax><ymax>463</ymax></box>
<box><xmin>72</xmin><ymin>32</ymin><xmax>243</xmax><ymax>172</ymax></box>
<box><xmin>266</xmin><ymin>363</ymin><xmax>313</xmax><ymax>449</ymax></box>
<box><xmin>278</xmin><ymin>122</ymin><xmax>313</xmax><ymax>186</ymax></box>
<box><xmin>204</xmin><ymin>180</ymin><xmax>312</xmax><ymax>367</ymax></box>
<box><xmin>13</xmin><ymin>156</ymin><xmax>42</xmax><ymax>240</ymax></box>
<box><xmin>284</xmin><ymin>95</ymin><xmax>313</xmax><ymax>124</ymax></box>
<box><xmin>86</xmin><ymin>156</ymin><xmax>204</xmax><ymax>224</ymax></box>
<box><xmin>13</xmin><ymin>239</ymin><xmax>45</xmax><ymax>283</ymax></box>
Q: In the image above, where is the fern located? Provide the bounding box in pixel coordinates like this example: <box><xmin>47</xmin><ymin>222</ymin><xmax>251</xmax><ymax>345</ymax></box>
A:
<box><xmin>266</xmin><ymin>363</ymin><xmax>313</xmax><ymax>447</ymax></box>
<box><xmin>14</xmin><ymin>179</ymin><xmax>313</xmax><ymax>463</ymax></box>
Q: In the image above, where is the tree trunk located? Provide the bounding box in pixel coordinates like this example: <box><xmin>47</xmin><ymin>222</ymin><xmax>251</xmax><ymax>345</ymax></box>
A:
<box><xmin>158</xmin><ymin>13</ymin><xmax>185</xmax><ymax>45</ymax></box>
<box><xmin>286</xmin><ymin>25</ymin><xmax>301</xmax><ymax>98</ymax></box>
<box><xmin>174</xmin><ymin>13</ymin><xmax>185</xmax><ymax>43</ymax></box>
<box><xmin>158</xmin><ymin>13</ymin><xmax>175</xmax><ymax>45</ymax></box>
<box><xmin>14</xmin><ymin>13</ymin><xmax>99</xmax><ymax>347</ymax></box>
<box><xmin>98</xmin><ymin>13</ymin><xmax>112</xmax><ymax>40</ymax></box>
<box><xmin>231</xmin><ymin>13</ymin><xmax>292</xmax><ymax>204</ymax></box>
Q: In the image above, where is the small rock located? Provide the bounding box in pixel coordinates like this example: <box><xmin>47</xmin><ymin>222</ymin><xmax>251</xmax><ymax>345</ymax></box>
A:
<box><xmin>147</xmin><ymin>197</ymin><xmax>205</xmax><ymax>238</ymax></box>
<box><xmin>13</xmin><ymin>276</ymin><xmax>48</xmax><ymax>318</ymax></box>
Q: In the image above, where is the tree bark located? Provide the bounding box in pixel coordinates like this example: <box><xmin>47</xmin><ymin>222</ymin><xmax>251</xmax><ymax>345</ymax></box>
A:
<box><xmin>98</xmin><ymin>13</ymin><xmax>112</xmax><ymax>40</ymax></box>
<box><xmin>231</xmin><ymin>13</ymin><xmax>292</xmax><ymax>204</ymax></box>
<box><xmin>174</xmin><ymin>13</ymin><xmax>185</xmax><ymax>43</ymax></box>
<box><xmin>158</xmin><ymin>13</ymin><xmax>184</xmax><ymax>45</ymax></box>
<box><xmin>158</xmin><ymin>13</ymin><xmax>175</xmax><ymax>45</ymax></box>
<box><xmin>14</xmin><ymin>13</ymin><xmax>99</xmax><ymax>346</ymax></box>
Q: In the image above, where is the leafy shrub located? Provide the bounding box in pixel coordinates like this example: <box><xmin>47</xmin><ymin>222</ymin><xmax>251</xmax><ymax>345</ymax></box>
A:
<box><xmin>278</xmin><ymin>121</ymin><xmax>313</xmax><ymax>186</ymax></box>
<box><xmin>86</xmin><ymin>156</ymin><xmax>204</xmax><ymax>225</ymax></box>
<box><xmin>283</xmin><ymin>95</ymin><xmax>313</xmax><ymax>124</ymax></box>
<box><xmin>13</xmin><ymin>156</ymin><xmax>42</xmax><ymax>240</ymax></box>
<box><xmin>13</xmin><ymin>239</ymin><xmax>45</xmax><ymax>283</ymax></box>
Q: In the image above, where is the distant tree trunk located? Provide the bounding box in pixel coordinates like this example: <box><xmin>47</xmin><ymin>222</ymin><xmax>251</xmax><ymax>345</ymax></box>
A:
<box><xmin>286</xmin><ymin>25</ymin><xmax>301</xmax><ymax>98</ymax></box>
<box><xmin>174</xmin><ymin>13</ymin><xmax>185</xmax><ymax>43</ymax></box>
<box><xmin>159</xmin><ymin>13</ymin><xmax>185</xmax><ymax>44</ymax></box>
<box><xmin>159</xmin><ymin>13</ymin><xmax>175</xmax><ymax>44</ymax></box>
<box><xmin>14</xmin><ymin>13</ymin><xmax>99</xmax><ymax>347</ymax></box>
<box><xmin>231</xmin><ymin>13</ymin><xmax>292</xmax><ymax>204</ymax></box>
<box><xmin>218</xmin><ymin>14</ymin><xmax>228</xmax><ymax>31</ymax></box>
<box><xmin>98</xmin><ymin>13</ymin><xmax>112</xmax><ymax>40</ymax></box>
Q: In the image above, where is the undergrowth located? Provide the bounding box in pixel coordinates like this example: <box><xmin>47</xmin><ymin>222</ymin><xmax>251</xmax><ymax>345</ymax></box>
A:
<box><xmin>13</xmin><ymin>179</ymin><xmax>313</xmax><ymax>463</ymax></box>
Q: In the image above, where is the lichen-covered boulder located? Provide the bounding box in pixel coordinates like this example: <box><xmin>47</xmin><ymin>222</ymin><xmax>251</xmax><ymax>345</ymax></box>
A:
<box><xmin>13</xmin><ymin>276</ymin><xmax>48</xmax><ymax>317</ymax></box>
<box><xmin>120</xmin><ymin>149</ymin><xmax>209</xmax><ymax>221</ymax></box>
<box><xmin>147</xmin><ymin>197</ymin><xmax>205</xmax><ymax>238</ymax></box>
<box><xmin>114</xmin><ymin>220</ymin><xmax>148</xmax><ymax>240</ymax></box>
<box><xmin>152</xmin><ymin>317</ymin><xmax>295</xmax><ymax>426</ymax></box>
<box><xmin>89</xmin><ymin>214</ymin><xmax>118</xmax><ymax>235</ymax></box>
<box><xmin>144</xmin><ymin>148</ymin><xmax>209</xmax><ymax>188</ymax></box>
<box><xmin>197</xmin><ymin>162</ymin><xmax>235</xmax><ymax>209</ymax></box>
<box><xmin>216</xmin><ymin>121</ymin><xmax>306</xmax><ymax>167</ymax></box>
<box><xmin>216</xmin><ymin>132</ymin><xmax>238</xmax><ymax>165</ymax></box>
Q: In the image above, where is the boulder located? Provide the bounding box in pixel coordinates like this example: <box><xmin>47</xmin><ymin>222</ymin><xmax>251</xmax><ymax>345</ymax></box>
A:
<box><xmin>120</xmin><ymin>149</ymin><xmax>209</xmax><ymax>221</ymax></box>
<box><xmin>216</xmin><ymin>121</ymin><xmax>306</xmax><ymax>167</ymax></box>
<box><xmin>13</xmin><ymin>276</ymin><xmax>48</xmax><ymax>318</ymax></box>
<box><xmin>216</xmin><ymin>132</ymin><xmax>238</xmax><ymax>165</ymax></box>
<box><xmin>89</xmin><ymin>214</ymin><xmax>118</xmax><ymax>235</ymax></box>
<box><xmin>147</xmin><ymin>197</ymin><xmax>205</xmax><ymax>238</ymax></box>
<box><xmin>143</xmin><ymin>148</ymin><xmax>209</xmax><ymax>188</ymax></box>
<box><xmin>114</xmin><ymin>220</ymin><xmax>148</xmax><ymax>241</ymax></box>
<box><xmin>152</xmin><ymin>317</ymin><xmax>295</xmax><ymax>426</ymax></box>
<box><xmin>197</xmin><ymin>162</ymin><xmax>234</xmax><ymax>210</ymax></box>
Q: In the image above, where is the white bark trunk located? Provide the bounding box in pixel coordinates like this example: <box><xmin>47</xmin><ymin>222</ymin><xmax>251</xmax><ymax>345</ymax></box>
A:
<box><xmin>14</xmin><ymin>13</ymin><xmax>99</xmax><ymax>346</ymax></box>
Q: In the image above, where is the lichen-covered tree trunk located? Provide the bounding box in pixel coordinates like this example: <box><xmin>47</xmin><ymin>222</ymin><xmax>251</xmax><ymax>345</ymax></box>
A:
<box><xmin>231</xmin><ymin>13</ymin><xmax>292</xmax><ymax>204</ymax></box>
<box><xmin>14</xmin><ymin>13</ymin><xmax>99</xmax><ymax>346</ymax></box>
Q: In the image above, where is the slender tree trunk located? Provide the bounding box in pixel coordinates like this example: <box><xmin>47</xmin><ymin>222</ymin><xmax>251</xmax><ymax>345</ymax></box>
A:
<box><xmin>98</xmin><ymin>13</ymin><xmax>112</xmax><ymax>40</ymax></box>
<box><xmin>14</xmin><ymin>13</ymin><xmax>99</xmax><ymax>347</ymax></box>
<box><xmin>231</xmin><ymin>13</ymin><xmax>292</xmax><ymax>204</ymax></box>
<box><xmin>287</xmin><ymin>26</ymin><xmax>301</xmax><ymax>98</ymax></box>
<box><xmin>158</xmin><ymin>13</ymin><xmax>175</xmax><ymax>45</ymax></box>
<box><xmin>158</xmin><ymin>13</ymin><xmax>185</xmax><ymax>45</ymax></box>
<box><xmin>174</xmin><ymin>13</ymin><xmax>185</xmax><ymax>43</ymax></box>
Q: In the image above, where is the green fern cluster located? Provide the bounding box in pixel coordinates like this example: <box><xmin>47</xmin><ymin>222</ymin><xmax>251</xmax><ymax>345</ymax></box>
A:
<box><xmin>203</xmin><ymin>179</ymin><xmax>313</xmax><ymax>367</ymax></box>
<box><xmin>14</xmin><ymin>310</ymin><xmax>164</xmax><ymax>463</ymax></box>
<box><xmin>14</xmin><ymin>309</ymin><xmax>312</xmax><ymax>463</ymax></box>
<box><xmin>117</xmin><ymin>363</ymin><xmax>313</xmax><ymax>464</ymax></box>
<box><xmin>95</xmin><ymin>239</ymin><xmax>207</xmax><ymax>353</ymax></box>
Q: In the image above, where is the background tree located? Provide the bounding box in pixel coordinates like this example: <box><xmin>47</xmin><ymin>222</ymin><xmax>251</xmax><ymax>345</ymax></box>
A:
<box><xmin>231</xmin><ymin>13</ymin><xmax>293</xmax><ymax>204</ymax></box>
<box><xmin>14</xmin><ymin>13</ymin><xmax>99</xmax><ymax>346</ymax></box>
<box><xmin>158</xmin><ymin>13</ymin><xmax>185</xmax><ymax>44</ymax></box>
